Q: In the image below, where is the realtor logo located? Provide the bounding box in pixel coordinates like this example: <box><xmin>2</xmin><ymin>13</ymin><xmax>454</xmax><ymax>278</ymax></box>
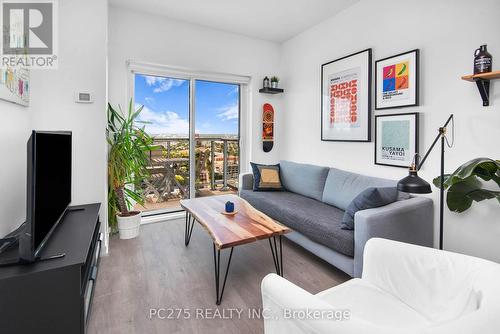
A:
<box><xmin>1</xmin><ymin>0</ymin><xmax>58</xmax><ymax>68</ymax></box>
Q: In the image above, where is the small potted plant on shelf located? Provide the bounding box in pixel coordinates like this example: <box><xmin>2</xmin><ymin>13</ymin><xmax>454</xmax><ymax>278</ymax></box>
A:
<box><xmin>107</xmin><ymin>101</ymin><xmax>157</xmax><ymax>239</ymax></box>
<box><xmin>270</xmin><ymin>76</ymin><xmax>279</xmax><ymax>88</ymax></box>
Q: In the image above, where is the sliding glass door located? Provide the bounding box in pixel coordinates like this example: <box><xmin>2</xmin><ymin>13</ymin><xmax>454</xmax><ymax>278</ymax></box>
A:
<box><xmin>132</xmin><ymin>73</ymin><xmax>240</xmax><ymax>215</ymax></box>
<box><xmin>194</xmin><ymin>80</ymin><xmax>239</xmax><ymax>198</ymax></box>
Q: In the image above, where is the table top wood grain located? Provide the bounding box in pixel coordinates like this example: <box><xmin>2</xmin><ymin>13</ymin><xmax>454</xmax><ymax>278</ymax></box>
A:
<box><xmin>180</xmin><ymin>194</ymin><xmax>290</xmax><ymax>249</ymax></box>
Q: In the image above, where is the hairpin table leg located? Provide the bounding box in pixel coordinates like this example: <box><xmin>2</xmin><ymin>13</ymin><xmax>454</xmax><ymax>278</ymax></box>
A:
<box><xmin>213</xmin><ymin>244</ymin><xmax>234</xmax><ymax>305</ymax></box>
<box><xmin>268</xmin><ymin>235</ymin><xmax>283</xmax><ymax>276</ymax></box>
<box><xmin>184</xmin><ymin>212</ymin><xmax>195</xmax><ymax>246</ymax></box>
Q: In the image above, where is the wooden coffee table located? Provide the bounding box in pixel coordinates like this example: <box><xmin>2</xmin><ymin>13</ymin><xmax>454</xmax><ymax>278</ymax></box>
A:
<box><xmin>180</xmin><ymin>194</ymin><xmax>290</xmax><ymax>305</ymax></box>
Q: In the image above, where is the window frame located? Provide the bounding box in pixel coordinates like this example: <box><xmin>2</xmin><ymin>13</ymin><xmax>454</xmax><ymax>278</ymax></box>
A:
<box><xmin>126</xmin><ymin>61</ymin><xmax>250</xmax><ymax>218</ymax></box>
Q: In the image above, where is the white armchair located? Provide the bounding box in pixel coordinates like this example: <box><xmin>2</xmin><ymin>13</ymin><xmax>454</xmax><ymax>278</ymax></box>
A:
<box><xmin>261</xmin><ymin>238</ymin><xmax>500</xmax><ymax>334</ymax></box>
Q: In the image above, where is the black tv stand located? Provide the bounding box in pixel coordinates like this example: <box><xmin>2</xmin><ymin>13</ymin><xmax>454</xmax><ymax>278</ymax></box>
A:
<box><xmin>0</xmin><ymin>203</ymin><xmax>102</xmax><ymax>334</ymax></box>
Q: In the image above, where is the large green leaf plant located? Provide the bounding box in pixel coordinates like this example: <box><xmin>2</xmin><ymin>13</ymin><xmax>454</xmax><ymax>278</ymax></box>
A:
<box><xmin>107</xmin><ymin>101</ymin><xmax>157</xmax><ymax>232</ymax></box>
<box><xmin>433</xmin><ymin>158</ymin><xmax>500</xmax><ymax>213</ymax></box>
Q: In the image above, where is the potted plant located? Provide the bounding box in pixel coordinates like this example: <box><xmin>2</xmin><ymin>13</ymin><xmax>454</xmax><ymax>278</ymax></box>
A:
<box><xmin>433</xmin><ymin>157</ymin><xmax>500</xmax><ymax>212</ymax></box>
<box><xmin>270</xmin><ymin>76</ymin><xmax>279</xmax><ymax>88</ymax></box>
<box><xmin>107</xmin><ymin>101</ymin><xmax>156</xmax><ymax>239</ymax></box>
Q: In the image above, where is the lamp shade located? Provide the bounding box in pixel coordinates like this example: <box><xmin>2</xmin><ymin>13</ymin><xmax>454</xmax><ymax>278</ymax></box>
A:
<box><xmin>397</xmin><ymin>171</ymin><xmax>432</xmax><ymax>194</ymax></box>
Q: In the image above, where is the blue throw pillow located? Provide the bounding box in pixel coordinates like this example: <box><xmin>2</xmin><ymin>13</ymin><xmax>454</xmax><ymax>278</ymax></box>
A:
<box><xmin>250</xmin><ymin>162</ymin><xmax>283</xmax><ymax>191</ymax></box>
<box><xmin>341</xmin><ymin>187</ymin><xmax>399</xmax><ymax>230</ymax></box>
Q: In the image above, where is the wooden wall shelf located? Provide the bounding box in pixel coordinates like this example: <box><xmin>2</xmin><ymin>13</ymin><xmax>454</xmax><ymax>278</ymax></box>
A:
<box><xmin>461</xmin><ymin>70</ymin><xmax>500</xmax><ymax>82</ymax></box>
<box><xmin>259</xmin><ymin>87</ymin><xmax>284</xmax><ymax>94</ymax></box>
<box><xmin>461</xmin><ymin>70</ymin><xmax>500</xmax><ymax>106</ymax></box>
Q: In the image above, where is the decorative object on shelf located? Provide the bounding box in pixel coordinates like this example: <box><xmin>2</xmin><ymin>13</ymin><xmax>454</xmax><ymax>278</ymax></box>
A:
<box><xmin>397</xmin><ymin>114</ymin><xmax>454</xmax><ymax>250</ymax></box>
<box><xmin>0</xmin><ymin>67</ymin><xmax>29</xmax><ymax>106</ymax></box>
<box><xmin>262</xmin><ymin>103</ymin><xmax>274</xmax><ymax>152</ymax></box>
<box><xmin>433</xmin><ymin>158</ymin><xmax>500</xmax><ymax>213</ymax></box>
<box><xmin>375</xmin><ymin>49</ymin><xmax>419</xmax><ymax>110</ymax></box>
<box><xmin>270</xmin><ymin>76</ymin><xmax>279</xmax><ymax>88</ymax></box>
<box><xmin>263</xmin><ymin>76</ymin><xmax>270</xmax><ymax>88</ymax></box>
<box><xmin>474</xmin><ymin>45</ymin><xmax>492</xmax><ymax>74</ymax></box>
<box><xmin>225</xmin><ymin>201</ymin><xmax>235</xmax><ymax>213</ymax></box>
<box><xmin>461</xmin><ymin>70</ymin><xmax>500</xmax><ymax>107</ymax></box>
<box><xmin>321</xmin><ymin>49</ymin><xmax>372</xmax><ymax>142</ymax></box>
<box><xmin>107</xmin><ymin>100</ymin><xmax>158</xmax><ymax>239</ymax></box>
<box><xmin>375</xmin><ymin>112</ymin><xmax>419</xmax><ymax>168</ymax></box>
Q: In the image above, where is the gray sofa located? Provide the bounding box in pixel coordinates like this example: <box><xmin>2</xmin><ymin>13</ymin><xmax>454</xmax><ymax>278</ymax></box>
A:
<box><xmin>239</xmin><ymin>160</ymin><xmax>434</xmax><ymax>277</ymax></box>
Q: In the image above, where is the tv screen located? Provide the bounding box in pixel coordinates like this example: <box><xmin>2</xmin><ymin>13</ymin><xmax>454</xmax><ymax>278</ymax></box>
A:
<box><xmin>29</xmin><ymin>131</ymin><xmax>72</xmax><ymax>255</ymax></box>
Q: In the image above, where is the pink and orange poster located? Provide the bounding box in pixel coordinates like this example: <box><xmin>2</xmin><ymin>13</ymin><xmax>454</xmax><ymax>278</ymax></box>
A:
<box><xmin>321</xmin><ymin>49</ymin><xmax>371</xmax><ymax>141</ymax></box>
<box><xmin>329</xmin><ymin>67</ymin><xmax>360</xmax><ymax>129</ymax></box>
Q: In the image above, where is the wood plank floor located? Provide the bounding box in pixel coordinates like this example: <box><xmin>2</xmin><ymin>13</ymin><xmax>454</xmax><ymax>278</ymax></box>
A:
<box><xmin>87</xmin><ymin>218</ymin><xmax>349</xmax><ymax>334</ymax></box>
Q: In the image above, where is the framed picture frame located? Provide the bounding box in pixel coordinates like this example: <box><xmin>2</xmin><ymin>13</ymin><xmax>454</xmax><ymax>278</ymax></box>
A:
<box><xmin>375</xmin><ymin>112</ymin><xmax>419</xmax><ymax>168</ymax></box>
<box><xmin>321</xmin><ymin>48</ymin><xmax>372</xmax><ymax>142</ymax></box>
<box><xmin>375</xmin><ymin>49</ymin><xmax>419</xmax><ymax>110</ymax></box>
<box><xmin>0</xmin><ymin>67</ymin><xmax>30</xmax><ymax>107</ymax></box>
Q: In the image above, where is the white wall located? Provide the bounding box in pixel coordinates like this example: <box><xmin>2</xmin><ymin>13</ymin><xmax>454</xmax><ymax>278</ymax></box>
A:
<box><xmin>0</xmin><ymin>0</ymin><xmax>108</xmax><ymax>247</ymax></box>
<box><xmin>31</xmin><ymin>0</ymin><xmax>108</xmax><ymax>211</ymax></box>
<box><xmin>108</xmin><ymin>6</ymin><xmax>283</xmax><ymax>168</ymax></box>
<box><xmin>0</xmin><ymin>103</ymin><xmax>31</xmax><ymax>237</ymax></box>
<box><xmin>281</xmin><ymin>0</ymin><xmax>500</xmax><ymax>262</ymax></box>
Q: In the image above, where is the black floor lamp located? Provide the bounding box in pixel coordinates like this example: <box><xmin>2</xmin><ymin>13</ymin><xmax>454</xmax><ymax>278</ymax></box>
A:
<box><xmin>397</xmin><ymin>114</ymin><xmax>454</xmax><ymax>250</ymax></box>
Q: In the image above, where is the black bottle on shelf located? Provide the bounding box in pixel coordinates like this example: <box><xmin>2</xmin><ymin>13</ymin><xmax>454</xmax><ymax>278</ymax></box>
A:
<box><xmin>474</xmin><ymin>45</ymin><xmax>492</xmax><ymax>74</ymax></box>
<box><xmin>263</xmin><ymin>76</ymin><xmax>270</xmax><ymax>88</ymax></box>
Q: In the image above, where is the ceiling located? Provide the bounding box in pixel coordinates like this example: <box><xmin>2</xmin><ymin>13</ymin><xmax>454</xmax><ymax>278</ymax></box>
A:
<box><xmin>109</xmin><ymin>0</ymin><xmax>359</xmax><ymax>43</ymax></box>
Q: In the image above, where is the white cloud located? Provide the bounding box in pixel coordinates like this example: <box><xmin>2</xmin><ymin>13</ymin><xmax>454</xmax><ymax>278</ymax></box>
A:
<box><xmin>154</xmin><ymin>79</ymin><xmax>185</xmax><ymax>93</ymax></box>
<box><xmin>144</xmin><ymin>97</ymin><xmax>154</xmax><ymax>104</ymax></box>
<box><xmin>217</xmin><ymin>103</ymin><xmax>239</xmax><ymax>121</ymax></box>
<box><xmin>136</xmin><ymin>105</ymin><xmax>189</xmax><ymax>136</ymax></box>
<box><xmin>143</xmin><ymin>75</ymin><xmax>185</xmax><ymax>93</ymax></box>
<box><xmin>144</xmin><ymin>76</ymin><xmax>165</xmax><ymax>86</ymax></box>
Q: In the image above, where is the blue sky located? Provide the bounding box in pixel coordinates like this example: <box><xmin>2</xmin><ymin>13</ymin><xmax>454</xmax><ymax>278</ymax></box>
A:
<box><xmin>134</xmin><ymin>74</ymin><xmax>239</xmax><ymax>136</ymax></box>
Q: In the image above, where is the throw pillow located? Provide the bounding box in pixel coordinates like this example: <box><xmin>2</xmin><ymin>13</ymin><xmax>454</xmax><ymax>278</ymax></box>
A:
<box><xmin>250</xmin><ymin>162</ymin><xmax>282</xmax><ymax>191</ymax></box>
<box><xmin>341</xmin><ymin>187</ymin><xmax>399</xmax><ymax>230</ymax></box>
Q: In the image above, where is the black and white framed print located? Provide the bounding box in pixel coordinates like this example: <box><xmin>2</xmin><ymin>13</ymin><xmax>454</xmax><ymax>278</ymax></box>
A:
<box><xmin>321</xmin><ymin>49</ymin><xmax>372</xmax><ymax>142</ymax></box>
<box><xmin>375</xmin><ymin>112</ymin><xmax>419</xmax><ymax>168</ymax></box>
<box><xmin>375</xmin><ymin>49</ymin><xmax>419</xmax><ymax>110</ymax></box>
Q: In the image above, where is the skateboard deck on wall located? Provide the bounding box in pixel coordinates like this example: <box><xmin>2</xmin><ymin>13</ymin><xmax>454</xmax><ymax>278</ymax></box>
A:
<box><xmin>263</xmin><ymin>103</ymin><xmax>274</xmax><ymax>153</ymax></box>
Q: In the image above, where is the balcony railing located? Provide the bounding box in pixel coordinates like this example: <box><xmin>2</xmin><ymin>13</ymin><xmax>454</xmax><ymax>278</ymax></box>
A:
<box><xmin>137</xmin><ymin>136</ymin><xmax>239</xmax><ymax>212</ymax></box>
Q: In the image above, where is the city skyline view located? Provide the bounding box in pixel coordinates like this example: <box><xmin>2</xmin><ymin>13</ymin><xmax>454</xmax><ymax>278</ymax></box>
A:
<box><xmin>134</xmin><ymin>74</ymin><xmax>240</xmax><ymax>136</ymax></box>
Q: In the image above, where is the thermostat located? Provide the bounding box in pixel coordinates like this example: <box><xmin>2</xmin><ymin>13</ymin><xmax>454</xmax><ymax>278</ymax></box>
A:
<box><xmin>75</xmin><ymin>92</ymin><xmax>93</xmax><ymax>103</ymax></box>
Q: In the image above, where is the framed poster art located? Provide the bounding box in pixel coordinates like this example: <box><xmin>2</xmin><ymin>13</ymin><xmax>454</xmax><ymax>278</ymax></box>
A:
<box><xmin>375</xmin><ymin>112</ymin><xmax>419</xmax><ymax>168</ymax></box>
<box><xmin>321</xmin><ymin>49</ymin><xmax>372</xmax><ymax>142</ymax></box>
<box><xmin>375</xmin><ymin>49</ymin><xmax>419</xmax><ymax>110</ymax></box>
<box><xmin>0</xmin><ymin>67</ymin><xmax>30</xmax><ymax>106</ymax></box>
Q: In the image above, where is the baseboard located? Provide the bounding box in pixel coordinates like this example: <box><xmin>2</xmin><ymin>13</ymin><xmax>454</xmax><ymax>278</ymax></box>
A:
<box><xmin>141</xmin><ymin>211</ymin><xmax>185</xmax><ymax>225</ymax></box>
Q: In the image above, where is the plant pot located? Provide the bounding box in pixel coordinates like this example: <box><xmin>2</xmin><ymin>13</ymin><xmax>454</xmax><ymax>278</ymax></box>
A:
<box><xmin>271</xmin><ymin>82</ymin><xmax>278</xmax><ymax>88</ymax></box>
<box><xmin>117</xmin><ymin>211</ymin><xmax>141</xmax><ymax>239</ymax></box>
